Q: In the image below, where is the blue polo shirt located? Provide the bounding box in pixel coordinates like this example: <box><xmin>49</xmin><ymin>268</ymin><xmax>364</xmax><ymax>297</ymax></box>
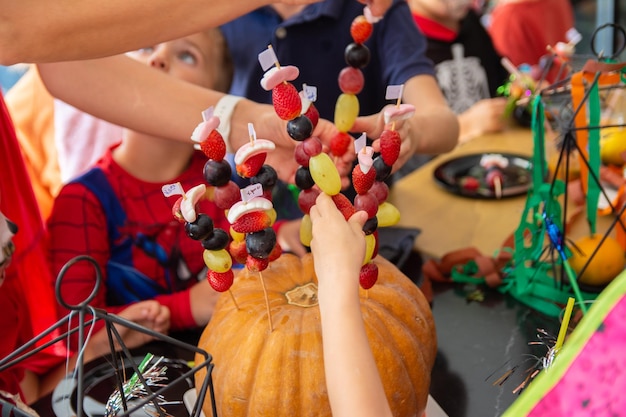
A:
<box><xmin>221</xmin><ymin>0</ymin><xmax>435</xmax><ymax>120</ymax></box>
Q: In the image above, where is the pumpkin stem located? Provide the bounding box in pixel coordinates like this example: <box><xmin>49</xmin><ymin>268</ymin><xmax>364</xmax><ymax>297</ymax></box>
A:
<box><xmin>258</xmin><ymin>271</ymin><xmax>274</xmax><ymax>332</ymax></box>
<box><xmin>228</xmin><ymin>289</ymin><xmax>240</xmax><ymax>310</ymax></box>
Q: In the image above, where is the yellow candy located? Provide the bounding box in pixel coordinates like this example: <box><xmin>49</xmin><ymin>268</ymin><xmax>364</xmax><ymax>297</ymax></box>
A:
<box><xmin>363</xmin><ymin>234</ymin><xmax>376</xmax><ymax>265</ymax></box>
<box><xmin>230</xmin><ymin>226</ymin><xmax>245</xmax><ymax>242</ymax></box>
<box><xmin>309</xmin><ymin>153</ymin><xmax>341</xmax><ymax>195</ymax></box>
<box><xmin>334</xmin><ymin>93</ymin><xmax>359</xmax><ymax>132</ymax></box>
<box><xmin>300</xmin><ymin>214</ymin><xmax>313</xmax><ymax>247</ymax></box>
<box><xmin>377</xmin><ymin>202</ymin><xmax>400</xmax><ymax>227</ymax></box>
<box><xmin>203</xmin><ymin>249</ymin><xmax>233</xmax><ymax>273</ymax></box>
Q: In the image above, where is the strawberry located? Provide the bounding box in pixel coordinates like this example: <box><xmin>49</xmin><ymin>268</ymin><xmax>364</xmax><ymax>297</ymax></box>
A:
<box><xmin>231</xmin><ymin>210</ymin><xmax>272</xmax><ymax>233</ymax></box>
<box><xmin>350</xmin><ymin>15</ymin><xmax>373</xmax><ymax>44</ymax></box>
<box><xmin>379</xmin><ymin>129</ymin><xmax>401</xmax><ymax>166</ymax></box>
<box><xmin>459</xmin><ymin>176</ymin><xmax>480</xmax><ymax>193</ymax></box>
<box><xmin>172</xmin><ymin>196</ymin><xmax>185</xmax><ymax>223</ymax></box>
<box><xmin>207</xmin><ymin>269</ymin><xmax>234</xmax><ymax>292</ymax></box>
<box><xmin>236</xmin><ymin>153</ymin><xmax>267</xmax><ymax>178</ymax></box>
<box><xmin>200</xmin><ymin>130</ymin><xmax>226</xmax><ymax>161</ymax></box>
<box><xmin>331</xmin><ymin>193</ymin><xmax>356</xmax><ymax>220</ymax></box>
<box><xmin>228</xmin><ymin>239</ymin><xmax>248</xmax><ymax>264</ymax></box>
<box><xmin>352</xmin><ymin>164</ymin><xmax>376</xmax><ymax>194</ymax></box>
<box><xmin>246</xmin><ymin>255</ymin><xmax>269</xmax><ymax>272</ymax></box>
<box><xmin>268</xmin><ymin>242</ymin><xmax>283</xmax><ymax>261</ymax></box>
<box><xmin>359</xmin><ymin>262</ymin><xmax>378</xmax><ymax>289</ymax></box>
<box><xmin>303</xmin><ymin>103</ymin><xmax>320</xmax><ymax>129</ymax></box>
<box><xmin>330</xmin><ymin>132</ymin><xmax>352</xmax><ymax>157</ymax></box>
<box><xmin>272</xmin><ymin>82</ymin><xmax>302</xmax><ymax>120</ymax></box>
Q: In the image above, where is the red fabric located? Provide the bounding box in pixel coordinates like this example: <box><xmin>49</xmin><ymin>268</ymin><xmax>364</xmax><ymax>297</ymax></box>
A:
<box><xmin>412</xmin><ymin>14</ymin><xmax>458</xmax><ymax>42</ymax></box>
<box><xmin>0</xmin><ymin>93</ymin><xmax>65</xmax><ymax>397</ymax></box>
<box><xmin>488</xmin><ymin>0</ymin><xmax>574</xmax><ymax>80</ymax></box>
<box><xmin>47</xmin><ymin>148</ymin><xmax>230</xmax><ymax>331</ymax></box>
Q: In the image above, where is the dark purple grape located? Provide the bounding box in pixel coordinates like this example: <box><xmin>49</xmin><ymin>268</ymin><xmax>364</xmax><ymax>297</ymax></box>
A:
<box><xmin>201</xmin><ymin>228</ymin><xmax>230</xmax><ymax>250</ymax></box>
<box><xmin>185</xmin><ymin>214</ymin><xmax>214</xmax><ymax>240</ymax></box>
<box><xmin>287</xmin><ymin>115</ymin><xmax>314</xmax><ymax>141</ymax></box>
<box><xmin>245</xmin><ymin>227</ymin><xmax>277</xmax><ymax>259</ymax></box>
<box><xmin>203</xmin><ymin>159</ymin><xmax>232</xmax><ymax>187</ymax></box>
<box><xmin>250</xmin><ymin>165</ymin><xmax>278</xmax><ymax>190</ymax></box>
<box><xmin>295</xmin><ymin>166</ymin><xmax>315</xmax><ymax>189</ymax></box>
<box><xmin>363</xmin><ymin>216</ymin><xmax>378</xmax><ymax>235</ymax></box>
<box><xmin>373</xmin><ymin>156</ymin><xmax>391</xmax><ymax>181</ymax></box>
<box><xmin>345</xmin><ymin>43</ymin><xmax>370</xmax><ymax>68</ymax></box>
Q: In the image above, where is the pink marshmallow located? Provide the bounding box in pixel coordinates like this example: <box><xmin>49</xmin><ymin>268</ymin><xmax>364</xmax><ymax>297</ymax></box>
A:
<box><xmin>190</xmin><ymin>116</ymin><xmax>220</xmax><ymax>142</ymax></box>
<box><xmin>260</xmin><ymin>66</ymin><xmax>300</xmax><ymax>91</ymax></box>
<box><xmin>384</xmin><ymin>104</ymin><xmax>415</xmax><ymax>124</ymax></box>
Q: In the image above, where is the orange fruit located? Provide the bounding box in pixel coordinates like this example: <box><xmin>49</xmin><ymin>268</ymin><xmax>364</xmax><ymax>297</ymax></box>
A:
<box><xmin>569</xmin><ymin>234</ymin><xmax>625</xmax><ymax>286</ymax></box>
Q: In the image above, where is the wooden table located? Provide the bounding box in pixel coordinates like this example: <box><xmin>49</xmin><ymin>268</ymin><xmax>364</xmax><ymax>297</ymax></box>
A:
<box><xmin>389</xmin><ymin>128</ymin><xmax>534</xmax><ymax>260</ymax></box>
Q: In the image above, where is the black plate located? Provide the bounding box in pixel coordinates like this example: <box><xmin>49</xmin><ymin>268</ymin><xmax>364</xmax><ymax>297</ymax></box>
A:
<box><xmin>433</xmin><ymin>153</ymin><xmax>532</xmax><ymax>199</ymax></box>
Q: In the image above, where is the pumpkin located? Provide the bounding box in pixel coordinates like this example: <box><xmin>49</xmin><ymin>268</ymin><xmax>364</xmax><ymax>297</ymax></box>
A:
<box><xmin>195</xmin><ymin>253</ymin><xmax>437</xmax><ymax>417</ymax></box>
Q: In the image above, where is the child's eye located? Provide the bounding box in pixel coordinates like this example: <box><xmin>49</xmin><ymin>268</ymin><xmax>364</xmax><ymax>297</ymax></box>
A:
<box><xmin>179</xmin><ymin>51</ymin><xmax>198</xmax><ymax>65</ymax></box>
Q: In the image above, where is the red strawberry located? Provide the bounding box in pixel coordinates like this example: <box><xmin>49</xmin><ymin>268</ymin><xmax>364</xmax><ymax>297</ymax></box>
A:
<box><xmin>331</xmin><ymin>193</ymin><xmax>356</xmax><ymax>220</ymax></box>
<box><xmin>236</xmin><ymin>153</ymin><xmax>267</xmax><ymax>178</ymax></box>
<box><xmin>172</xmin><ymin>196</ymin><xmax>185</xmax><ymax>223</ymax></box>
<box><xmin>330</xmin><ymin>132</ymin><xmax>352</xmax><ymax>157</ymax></box>
<box><xmin>272</xmin><ymin>82</ymin><xmax>302</xmax><ymax>120</ymax></box>
<box><xmin>352</xmin><ymin>164</ymin><xmax>376</xmax><ymax>194</ymax></box>
<box><xmin>200</xmin><ymin>130</ymin><xmax>226</xmax><ymax>161</ymax></box>
<box><xmin>207</xmin><ymin>269</ymin><xmax>234</xmax><ymax>292</ymax></box>
<box><xmin>359</xmin><ymin>262</ymin><xmax>378</xmax><ymax>289</ymax></box>
<box><xmin>379</xmin><ymin>130</ymin><xmax>401</xmax><ymax>166</ymax></box>
<box><xmin>231</xmin><ymin>210</ymin><xmax>272</xmax><ymax>233</ymax></box>
<box><xmin>459</xmin><ymin>176</ymin><xmax>480</xmax><ymax>193</ymax></box>
<box><xmin>228</xmin><ymin>239</ymin><xmax>248</xmax><ymax>264</ymax></box>
<box><xmin>268</xmin><ymin>242</ymin><xmax>283</xmax><ymax>261</ymax></box>
<box><xmin>350</xmin><ymin>15</ymin><xmax>373</xmax><ymax>44</ymax></box>
<box><xmin>303</xmin><ymin>103</ymin><xmax>319</xmax><ymax>129</ymax></box>
<box><xmin>246</xmin><ymin>255</ymin><xmax>269</xmax><ymax>272</ymax></box>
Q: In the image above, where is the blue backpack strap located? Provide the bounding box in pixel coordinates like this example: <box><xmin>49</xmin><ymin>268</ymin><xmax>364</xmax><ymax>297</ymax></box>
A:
<box><xmin>71</xmin><ymin>168</ymin><xmax>166</xmax><ymax>305</ymax></box>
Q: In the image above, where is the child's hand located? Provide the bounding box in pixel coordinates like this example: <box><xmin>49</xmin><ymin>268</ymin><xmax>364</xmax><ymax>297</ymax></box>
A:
<box><xmin>86</xmin><ymin>300</ymin><xmax>170</xmax><ymax>359</ymax></box>
<box><xmin>309</xmin><ymin>193</ymin><xmax>367</xmax><ymax>286</ymax></box>
<box><xmin>459</xmin><ymin>98</ymin><xmax>508</xmax><ymax>143</ymax></box>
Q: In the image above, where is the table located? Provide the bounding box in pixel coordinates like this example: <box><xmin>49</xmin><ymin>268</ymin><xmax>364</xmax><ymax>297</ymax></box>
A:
<box><xmin>389</xmin><ymin>128</ymin><xmax>533</xmax><ymax>260</ymax></box>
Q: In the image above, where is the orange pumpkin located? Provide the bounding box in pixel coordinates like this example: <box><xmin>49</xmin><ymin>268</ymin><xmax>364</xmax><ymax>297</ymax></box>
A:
<box><xmin>195</xmin><ymin>253</ymin><xmax>437</xmax><ymax>417</ymax></box>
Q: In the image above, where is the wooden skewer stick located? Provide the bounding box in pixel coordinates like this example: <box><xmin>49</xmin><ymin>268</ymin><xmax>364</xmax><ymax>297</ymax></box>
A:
<box><xmin>258</xmin><ymin>271</ymin><xmax>274</xmax><ymax>332</ymax></box>
<box><xmin>228</xmin><ymin>289</ymin><xmax>240</xmax><ymax>310</ymax></box>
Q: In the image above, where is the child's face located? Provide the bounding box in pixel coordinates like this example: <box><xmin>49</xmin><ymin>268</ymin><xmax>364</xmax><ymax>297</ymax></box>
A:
<box><xmin>127</xmin><ymin>32</ymin><xmax>225</xmax><ymax>90</ymax></box>
<box><xmin>413</xmin><ymin>0</ymin><xmax>473</xmax><ymax>22</ymax></box>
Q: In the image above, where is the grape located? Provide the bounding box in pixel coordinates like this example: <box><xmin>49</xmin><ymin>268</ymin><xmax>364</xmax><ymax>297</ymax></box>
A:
<box><xmin>295</xmin><ymin>166</ymin><xmax>315</xmax><ymax>190</ymax></box>
<box><xmin>369</xmin><ymin>181</ymin><xmax>389</xmax><ymax>204</ymax></box>
<box><xmin>373</xmin><ymin>156</ymin><xmax>392</xmax><ymax>181</ymax></box>
<box><xmin>338</xmin><ymin>66</ymin><xmax>364</xmax><ymax>94</ymax></box>
<box><xmin>251</xmin><ymin>165</ymin><xmax>278</xmax><ymax>190</ymax></box>
<box><xmin>203</xmin><ymin>159</ymin><xmax>232</xmax><ymax>187</ymax></box>
<box><xmin>201</xmin><ymin>228</ymin><xmax>230</xmax><ymax>250</ymax></box>
<box><xmin>214</xmin><ymin>180</ymin><xmax>241</xmax><ymax>210</ymax></box>
<box><xmin>287</xmin><ymin>115</ymin><xmax>314</xmax><ymax>141</ymax></box>
<box><xmin>246</xmin><ymin>227</ymin><xmax>277</xmax><ymax>259</ymax></box>
<box><xmin>185</xmin><ymin>214</ymin><xmax>214</xmax><ymax>240</ymax></box>
<box><xmin>354</xmin><ymin>192</ymin><xmax>378</xmax><ymax>218</ymax></box>
<box><xmin>362</xmin><ymin>216</ymin><xmax>378</xmax><ymax>235</ymax></box>
<box><xmin>294</xmin><ymin>142</ymin><xmax>311</xmax><ymax>167</ymax></box>
<box><xmin>345</xmin><ymin>43</ymin><xmax>370</xmax><ymax>68</ymax></box>
<box><xmin>298</xmin><ymin>188</ymin><xmax>321</xmax><ymax>214</ymax></box>
<box><xmin>302</xmin><ymin>137</ymin><xmax>323</xmax><ymax>157</ymax></box>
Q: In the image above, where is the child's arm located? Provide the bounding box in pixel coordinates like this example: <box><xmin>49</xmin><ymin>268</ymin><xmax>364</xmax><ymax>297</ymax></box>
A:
<box><xmin>309</xmin><ymin>193</ymin><xmax>393</xmax><ymax>417</ymax></box>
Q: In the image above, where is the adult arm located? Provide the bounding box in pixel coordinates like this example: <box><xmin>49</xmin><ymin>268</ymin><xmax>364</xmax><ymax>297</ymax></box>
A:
<box><xmin>0</xmin><ymin>0</ymin><xmax>315</xmax><ymax>64</ymax></box>
<box><xmin>37</xmin><ymin>56</ymin><xmax>344</xmax><ymax>183</ymax></box>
